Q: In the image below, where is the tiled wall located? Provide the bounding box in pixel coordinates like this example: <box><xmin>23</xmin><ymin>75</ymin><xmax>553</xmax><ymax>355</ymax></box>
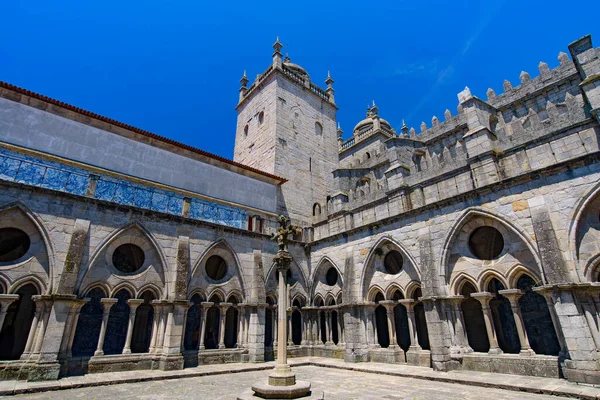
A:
<box><xmin>0</xmin><ymin>146</ymin><xmax>247</xmax><ymax>229</ymax></box>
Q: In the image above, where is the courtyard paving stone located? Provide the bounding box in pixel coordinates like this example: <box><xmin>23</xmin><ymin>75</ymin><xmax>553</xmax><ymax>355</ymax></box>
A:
<box><xmin>0</xmin><ymin>365</ymin><xmax>582</xmax><ymax>400</ymax></box>
<box><xmin>0</xmin><ymin>358</ymin><xmax>598</xmax><ymax>399</ymax></box>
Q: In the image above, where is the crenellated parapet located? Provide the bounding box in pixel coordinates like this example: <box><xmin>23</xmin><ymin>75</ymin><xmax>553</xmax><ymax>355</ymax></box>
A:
<box><xmin>316</xmin><ymin>35</ymin><xmax>600</xmax><ymax>241</ymax></box>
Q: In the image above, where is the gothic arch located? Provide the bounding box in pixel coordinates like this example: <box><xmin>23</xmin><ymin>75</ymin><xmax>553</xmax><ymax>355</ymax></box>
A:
<box><xmin>227</xmin><ymin>290</ymin><xmax>243</xmax><ymax>304</ymax></box>
<box><xmin>477</xmin><ymin>270</ymin><xmax>509</xmax><ymax>292</ymax></box>
<box><xmin>568</xmin><ymin>181</ymin><xmax>600</xmax><ymax>281</ymax></box>
<box><xmin>188</xmin><ymin>288</ymin><xmax>207</xmax><ymax>301</ymax></box>
<box><xmin>189</xmin><ymin>239</ymin><xmax>247</xmax><ymax>299</ymax></box>
<box><xmin>449</xmin><ymin>273</ymin><xmax>479</xmax><ymax>296</ymax></box>
<box><xmin>8</xmin><ymin>275</ymin><xmax>46</xmax><ymax>295</ymax></box>
<box><xmin>266</xmin><ymin>257</ymin><xmax>309</xmax><ymax>292</ymax></box>
<box><xmin>360</xmin><ymin>236</ymin><xmax>421</xmax><ymax>301</ymax></box>
<box><xmin>291</xmin><ymin>293</ymin><xmax>307</xmax><ymax>307</ymax></box>
<box><xmin>506</xmin><ymin>264</ymin><xmax>542</xmax><ymax>288</ymax></box>
<box><xmin>568</xmin><ymin>180</ymin><xmax>600</xmax><ymax>260</ymax></box>
<box><xmin>313</xmin><ymin>294</ymin><xmax>325</xmax><ymax>307</ymax></box>
<box><xmin>325</xmin><ymin>293</ymin><xmax>336</xmax><ymax>306</ymax></box>
<box><xmin>0</xmin><ymin>201</ymin><xmax>53</xmax><ymax>294</ymax></box>
<box><xmin>405</xmin><ymin>281</ymin><xmax>422</xmax><ymax>300</ymax></box>
<box><xmin>311</xmin><ymin>256</ymin><xmax>343</xmax><ymax>307</ymax></box>
<box><xmin>367</xmin><ymin>285</ymin><xmax>385</xmax><ymax>302</ymax></box>
<box><xmin>137</xmin><ymin>284</ymin><xmax>161</xmax><ymax>300</ymax></box>
<box><xmin>81</xmin><ymin>282</ymin><xmax>110</xmax><ymax>298</ymax></box>
<box><xmin>311</xmin><ymin>256</ymin><xmax>343</xmax><ymax>295</ymax></box>
<box><xmin>266</xmin><ymin>292</ymin><xmax>277</xmax><ymax>305</ymax></box>
<box><xmin>385</xmin><ymin>283</ymin><xmax>404</xmax><ymax>300</ymax></box>
<box><xmin>110</xmin><ymin>282</ymin><xmax>136</xmax><ymax>298</ymax></box>
<box><xmin>207</xmin><ymin>288</ymin><xmax>226</xmax><ymax>303</ymax></box>
<box><xmin>77</xmin><ymin>221</ymin><xmax>168</xmax><ymax>298</ymax></box>
<box><xmin>440</xmin><ymin>207</ymin><xmax>543</xmax><ymax>285</ymax></box>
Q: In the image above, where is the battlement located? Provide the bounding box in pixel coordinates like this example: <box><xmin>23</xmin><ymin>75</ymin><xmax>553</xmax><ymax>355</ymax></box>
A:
<box><xmin>317</xmin><ymin>35</ymin><xmax>600</xmax><ymax>241</ymax></box>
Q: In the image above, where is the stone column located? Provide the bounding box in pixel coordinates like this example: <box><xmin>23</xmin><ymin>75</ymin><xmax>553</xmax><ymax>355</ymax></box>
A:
<box><xmin>316</xmin><ymin>309</ymin><xmax>322</xmax><ymax>344</ymax></box>
<box><xmin>300</xmin><ymin>310</ymin><xmax>306</xmax><ymax>345</ymax></box>
<box><xmin>579</xmin><ymin>291</ymin><xmax>600</xmax><ymax>350</ymax></box>
<box><xmin>325</xmin><ymin>309</ymin><xmax>333</xmax><ymax>345</ymax></box>
<box><xmin>380</xmin><ymin>301</ymin><xmax>398</xmax><ymax>348</ymax></box>
<box><xmin>447</xmin><ymin>296</ymin><xmax>472</xmax><ymax>353</ymax></box>
<box><xmin>336</xmin><ymin>307</ymin><xmax>343</xmax><ymax>346</ymax></box>
<box><xmin>399</xmin><ymin>299</ymin><xmax>421</xmax><ymax>351</ymax></box>
<box><xmin>471</xmin><ymin>292</ymin><xmax>502</xmax><ymax>354</ymax></box>
<box><xmin>499</xmin><ymin>289</ymin><xmax>535</xmax><ymax>356</ymax></box>
<box><xmin>22</xmin><ymin>296</ymin><xmax>45</xmax><ymax>360</ymax></box>
<box><xmin>0</xmin><ymin>294</ymin><xmax>19</xmax><ymax>333</ymax></box>
<box><xmin>339</xmin><ymin>307</ymin><xmax>345</xmax><ymax>345</ymax></box>
<box><xmin>537</xmin><ymin>290</ymin><xmax>568</xmax><ymax>357</ymax></box>
<box><xmin>272</xmin><ymin>305</ymin><xmax>278</xmax><ymax>347</ymax></box>
<box><xmin>237</xmin><ymin>305</ymin><xmax>245</xmax><ymax>348</ymax></box>
<box><xmin>218</xmin><ymin>303</ymin><xmax>232</xmax><ymax>349</ymax></box>
<box><xmin>199</xmin><ymin>302</ymin><xmax>213</xmax><ymax>350</ymax></box>
<box><xmin>65</xmin><ymin>300</ymin><xmax>88</xmax><ymax>358</ymax></box>
<box><xmin>287</xmin><ymin>309</ymin><xmax>293</xmax><ymax>346</ymax></box>
<box><xmin>94</xmin><ymin>298</ymin><xmax>118</xmax><ymax>356</ymax></box>
<box><xmin>123</xmin><ymin>299</ymin><xmax>144</xmax><ymax>354</ymax></box>
<box><xmin>149</xmin><ymin>301</ymin><xmax>162</xmax><ymax>353</ymax></box>
<box><xmin>244</xmin><ymin>306</ymin><xmax>250</xmax><ymax>345</ymax></box>
<box><xmin>33</xmin><ymin>298</ymin><xmax>51</xmax><ymax>356</ymax></box>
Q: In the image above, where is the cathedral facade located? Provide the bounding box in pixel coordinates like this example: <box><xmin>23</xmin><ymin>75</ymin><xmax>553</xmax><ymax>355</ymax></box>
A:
<box><xmin>0</xmin><ymin>35</ymin><xmax>599</xmax><ymax>384</ymax></box>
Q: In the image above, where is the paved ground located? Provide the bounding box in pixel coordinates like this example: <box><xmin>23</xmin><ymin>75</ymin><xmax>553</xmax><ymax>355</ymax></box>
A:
<box><xmin>2</xmin><ymin>366</ymin><xmax>571</xmax><ymax>400</ymax></box>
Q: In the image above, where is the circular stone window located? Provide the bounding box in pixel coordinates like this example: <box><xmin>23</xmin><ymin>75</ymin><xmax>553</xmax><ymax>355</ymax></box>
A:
<box><xmin>205</xmin><ymin>255</ymin><xmax>228</xmax><ymax>281</ymax></box>
<box><xmin>112</xmin><ymin>244</ymin><xmax>145</xmax><ymax>273</ymax></box>
<box><xmin>469</xmin><ymin>226</ymin><xmax>504</xmax><ymax>260</ymax></box>
<box><xmin>0</xmin><ymin>228</ymin><xmax>31</xmax><ymax>262</ymax></box>
<box><xmin>326</xmin><ymin>267</ymin><xmax>338</xmax><ymax>286</ymax></box>
<box><xmin>383</xmin><ymin>251</ymin><xmax>403</xmax><ymax>274</ymax></box>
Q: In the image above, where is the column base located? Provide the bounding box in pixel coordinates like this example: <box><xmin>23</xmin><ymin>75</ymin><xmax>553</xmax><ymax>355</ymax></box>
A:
<box><xmin>122</xmin><ymin>349</ymin><xmax>132</xmax><ymax>354</ymax></box>
<box><xmin>488</xmin><ymin>347</ymin><xmax>503</xmax><ymax>355</ymax></box>
<box><xmin>94</xmin><ymin>350</ymin><xmax>104</xmax><ymax>356</ymax></box>
<box><xmin>218</xmin><ymin>344</ymin><xmax>226</xmax><ymax>349</ymax></box>
<box><xmin>269</xmin><ymin>364</ymin><xmax>296</xmax><ymax>386</ymax></box>
<box><xmin>519</xmin><ymin>349</ymin><xmax>536</xmax><ymax>356</ymax></box>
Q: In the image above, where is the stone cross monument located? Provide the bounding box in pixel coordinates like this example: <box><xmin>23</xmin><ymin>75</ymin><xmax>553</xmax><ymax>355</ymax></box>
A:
<box><xmin>242</xmin><ymin>216</ymin><xmax>311</xmax><ymax>399</ymax></box>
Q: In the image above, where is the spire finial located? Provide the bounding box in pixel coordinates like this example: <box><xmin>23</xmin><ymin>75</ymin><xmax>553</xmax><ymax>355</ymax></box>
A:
<box><xmin>273</xmin><ymin>36</ymin><xmax>283</xmax><ymax>55</ymax></box>
<box><xmin>240</xmin><ymin>70</ymin><xmax>249</xmax><ymax>87</ymax></box>
<box><xmin>401</xmin><ymin>119</ymin><xmax>408</xmax><ymax>135</ymax></box>
<box><xmin>325</xmin><ymin>70</ymin><xmax>334</xmax><ymax>87</ymax></box>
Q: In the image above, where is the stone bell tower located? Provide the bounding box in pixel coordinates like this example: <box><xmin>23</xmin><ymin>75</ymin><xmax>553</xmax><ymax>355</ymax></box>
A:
<box><xmin>233</xmin><ymin>38</ymin><xmax>339</xmax><ymax>225</ymax></box>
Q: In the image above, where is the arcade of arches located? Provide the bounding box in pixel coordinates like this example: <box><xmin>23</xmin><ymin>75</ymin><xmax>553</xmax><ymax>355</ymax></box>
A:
<box><xmin>0</xmin><ymin>205</ymin><xmax>599</xmax><ymax>384</ymax></box>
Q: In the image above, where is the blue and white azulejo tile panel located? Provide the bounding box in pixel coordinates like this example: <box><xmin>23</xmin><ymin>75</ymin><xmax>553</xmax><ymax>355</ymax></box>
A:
<box><xmin>0</xmin><ymin>146</ymin><xmax>246</xmax><ymax>229</ymax></box>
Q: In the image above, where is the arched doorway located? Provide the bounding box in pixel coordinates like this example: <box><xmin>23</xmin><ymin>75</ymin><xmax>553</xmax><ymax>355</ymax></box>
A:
<box><xmin>488</xmin><ymin>278</ymin><xmax>519</xmax><ymax>353</ymax></box>
<box><xmin>104</xmin><ymin>289</ymin><xmax>131</xmax><ymax>355</ymax></box>
<box><xmin>131</xmin><ymin>291</ymin><xmax>155</xmax><ymax>353</ymax></box>
<box><xmin>72</xmin><ymin>287</ymin><xmax>105</xmax><ymax>357</ymax></box>
<box><xmin>461</xmin><ymin>282</ymin><xmax>489</xmax><ymax>352</ymax></box>
<box><xmin>373</xmin><ymin>292</ymin><xmax>389</xmax><ymax>348</ymax></box>
<box><xmin>184</xmin><ymin>293</ymin><xmax>203</xmax><ymax>351</ymax></box>
<box><xmin>517</xmin><ymin>275</ymin><xmax>560</xmax><ymax>355</ymax></box>
<box><xmin>0</xmin><ymin>284</ymin><xmax>37</xmax><ymax>360</ymax></box>
<box><xmin>319</xmin><ymin>310</ymin><xmax>327</xmax><ymax>344</ymax></box>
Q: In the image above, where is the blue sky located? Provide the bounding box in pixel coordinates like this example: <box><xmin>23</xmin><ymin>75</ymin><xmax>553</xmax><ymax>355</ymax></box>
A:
<box><xmin>1</xmin><ymin>1</ymin><xmax>598</xmax><ymax>159</ymax></box>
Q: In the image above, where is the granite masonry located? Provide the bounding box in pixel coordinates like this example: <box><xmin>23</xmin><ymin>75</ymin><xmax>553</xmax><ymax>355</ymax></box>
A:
<box><xmin>0</xmin><ymin>35</ymin><xmax>599</xmax><ymax>387</ymax></box>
